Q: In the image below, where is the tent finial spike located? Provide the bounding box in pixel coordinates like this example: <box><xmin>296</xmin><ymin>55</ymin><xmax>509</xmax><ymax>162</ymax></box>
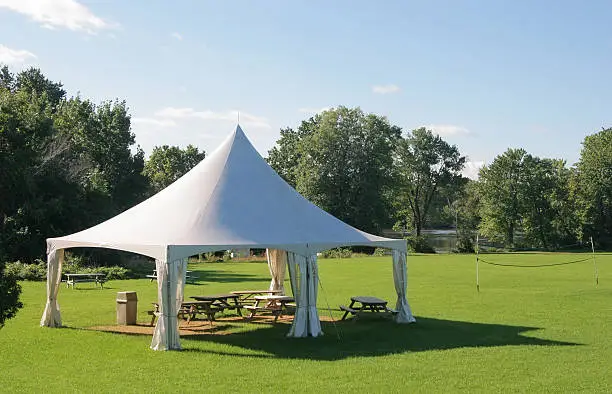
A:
<box><xmin>237</xmin><ymin>110</ymin><xmax>240</xmax><ymax>125</ymax></box>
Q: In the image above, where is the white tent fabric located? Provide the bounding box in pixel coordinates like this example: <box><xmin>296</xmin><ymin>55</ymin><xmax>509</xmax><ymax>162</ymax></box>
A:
<box><xmin>266</xmin><ymin>249</ymin><xmax>287</xmax><ymax>294</ymax></box>
<box><xmin>306</xmin><ymin>255</ymin><xmax>322</xmax><ymax>336</ymax></box>
<box><xmin>287</xmin><ymin>252</ymin><xmax>298</xmax><ymax>299</ymax></box>
<box><xmin>287</xmin><ymin>253</ymin><xmax>322</xmax><ymax>337</ymax></box>
<box><xmin>40</xmin><ymin>248</ymin><xmax>64</xmax><ymax>328</ymax></box>
<box><xmin>45</xmin><ymin>126</ymin><xmax>406</xmax><ymax>260</ymax></box>
<box><xmin>41</xmin><ymin>125</ymin><xmax>413</xmax><ymax>350</ymax></box>
<box><xmin>392</xmin><ymin>250</ymin><xmax>416</xmax><ymax>323</ymax></box>
<box><xmin>151</xmin><ymin>258</ymin><xmax>187</xmax><ymax>350</ymax></box>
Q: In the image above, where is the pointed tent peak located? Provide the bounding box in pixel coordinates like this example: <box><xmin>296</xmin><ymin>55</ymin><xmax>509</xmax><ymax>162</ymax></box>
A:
<box><xmin>218</xmin><ymin>124</ymin><xmax>249</xmax><ymax>149</ymax></box>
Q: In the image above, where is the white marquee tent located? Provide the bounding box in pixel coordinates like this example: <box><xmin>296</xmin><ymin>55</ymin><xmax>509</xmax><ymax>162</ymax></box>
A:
<box><xmin>41</xmin><ymin>125</ymin><xmax>415</xmax><ymax>350</ymax></box>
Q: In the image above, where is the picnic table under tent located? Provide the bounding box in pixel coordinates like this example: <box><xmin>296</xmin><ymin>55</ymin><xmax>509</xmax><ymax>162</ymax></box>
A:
<box><xmin>41</xmin><ymin>125</ymin><xmax>416</xmax><ymax>351</ymax></box>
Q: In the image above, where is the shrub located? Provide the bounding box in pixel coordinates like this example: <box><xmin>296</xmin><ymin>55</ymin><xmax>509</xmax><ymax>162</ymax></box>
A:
<box><xmin>0</xmin><ymin>261</ymin><xmax>22</xmax><ymax>328</ymax></box>
<box><xmin>405</xmin><ymin>235</ymin><xmax>436</xmax><ymax>254</ymax></box>
<box><xmin>456</xmin><ymin>233</ymin><xmax>475</xmax><ymax>253</ymax></box>
<box><xmin>321</xmin><ymin>248</ymin><xmax>353</xmax><ymax>258</ymax></box>
<box><xmin>373</xmin><ymin>247</ymin><xmax>387</xmax><ymax>256</ymax></box>
<box><xmin>80</xmin><ymin>266</ymin><xmax>129</xmax><ymax>280</ymax></box>
<box><xmin>63</xmin><ymin>253</ymin><xmax>87</xmax><ymax>274</ymax></box>
<box><xmin>120</xmin><ymin>255</ymin><xmax>155</xmax><ymax>277</ymax></box>
<box><xmin>4</xmin><ymin>260</ymin><xmax>47</xmax><ymax>281</ymax></box>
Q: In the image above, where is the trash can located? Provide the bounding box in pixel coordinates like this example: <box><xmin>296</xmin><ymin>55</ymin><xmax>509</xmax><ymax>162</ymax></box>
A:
<box><xmin>116</xmin><ymin>291</ymin><xmax>138</xmax><ymax>325</ymax></box>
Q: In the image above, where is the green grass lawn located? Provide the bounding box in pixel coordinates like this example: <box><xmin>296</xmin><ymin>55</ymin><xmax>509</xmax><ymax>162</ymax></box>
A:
<box><xmin>1</xmin><ymin>253</ymin><xmax>611</xmax><ymax>393</ymax></box>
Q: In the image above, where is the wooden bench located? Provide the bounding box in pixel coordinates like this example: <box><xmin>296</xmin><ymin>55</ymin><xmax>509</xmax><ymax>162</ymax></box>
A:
<box><xmin>65</xmin><ymin>273</ymin><xmax>106</xmax><ymax>289</ymax></box>
<box><xmin>147</xmin><ymin>271</ymin><xmax>196</xmax><ymax>283</ymax></box>
<box><xmin>244</xmin><ymin>295</ymin><xmax>294</xmax><ymax>322</ymax></box>
<box><xmin>339</xmin><ymin>305</ymin><xmax>358</xmax><ymax>315</ymax></box>
<box><xmin>340</xmin><ymin>303</ymin><xmax>398</xmax><ymax>321</ymax></box>
<box><xmin>243</xmin><ymin>305</ymin><xmax>286</xmax><ymax>322</ymax></box>
<box><xmin>148</xmin><ymin>301</ymin><xmax>223</xmax><ymax>326</ymax></box>
<box><xmin>339</xmin><ymin>304</ymin><xmax>359</xmax><ymax>321</ymax></box>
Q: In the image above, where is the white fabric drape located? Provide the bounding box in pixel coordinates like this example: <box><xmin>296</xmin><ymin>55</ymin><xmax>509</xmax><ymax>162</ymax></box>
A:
<box><xmin>392</xmin><ymin>250</ymin><xmax>416</xmax><ymax>323</ymax></box>
<box><xmin>287</xmin><ymin>252</ymin><xmax>298</xmax><ymax>299</ymax></box>
<box><xmin>266</xmin><ymin>249</ymin><xmax>287</xmax><ymax>294</ymax></box>
<box><xmin>151</xmin><ymin>258</ymin><xmax>187</xmax><ymax>351</ymax></box>
<box><xmin>287</xmin><ymin>253</ymin><xmax>322</xmax><ymax>337</ymax></box>
<box><xmin>40</xmin><ymin>248</ymin><xmax>64</xmax><ymax>327</ymax></box>
<box><xmin>306</xmin><ymin>255</ymin><xmax>322</xmax><ymax>335</ymax></box>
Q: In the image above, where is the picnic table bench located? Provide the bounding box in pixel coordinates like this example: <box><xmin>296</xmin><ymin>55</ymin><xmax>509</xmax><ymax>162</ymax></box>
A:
<box><xmin>244</xmin><ymin>295</ymin><xmax>295</xmax><ymax>322</ymax></box>
<box><xmin>147</xmin><ymin>270</ymin><xmax>196</xmax><ymax>283</ymax></box>
<box><xmin>148</xmin><ymin>301</ymin><xmax>222</xmax><ymax>326</ymax></box>
<box><xmin>190</xmin><ymin>293</ymin><xmax>243</xmax><ymax>317</ymax></box>
<box><xmin>65</xmin><ymin>273</ymin><xmax>106</xmax><ymax>289</ymax></box>
<box><xmin>340</xmin><ymin>296</ymin><xmax>397</xmax><ymax>321</ymax></box>
<box><xmin>230</xmin><ymin>289</ymin><xmax>282</xmax><ymax>305</ymax></box>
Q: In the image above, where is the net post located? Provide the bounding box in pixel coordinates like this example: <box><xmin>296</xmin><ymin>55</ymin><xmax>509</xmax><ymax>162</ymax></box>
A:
<box><xmin>590</xmin><ymin>236</ymin><xmax>598</xmax><ymax>286</ymax></box>
<box><xmin>476</xmin><ymin>232</ymin><xmax>480</xmax><ymax>292</ymax></box>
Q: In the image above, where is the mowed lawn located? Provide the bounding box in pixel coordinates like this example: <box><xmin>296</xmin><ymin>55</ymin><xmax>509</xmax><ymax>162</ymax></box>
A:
<box><xmin>1</xmin><ymin>253</ymin><xmax>611</xmax><ymax>393</ymax></box>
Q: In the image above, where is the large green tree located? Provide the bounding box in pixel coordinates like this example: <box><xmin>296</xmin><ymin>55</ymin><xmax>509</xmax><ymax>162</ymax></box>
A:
<box><xmin>478</xmin><ymin>148</ymin><xmax>531</xmax><ymax>247</ymax></box>
<box><xmin>0</xmin><ymin>66</ymin><xmax>148</xmax><ymax>262</ymax></box>
<box><xmin>394</xmin><ymin>128</ymin><xmax>466</xmax><ymax>236</ymax></box>
<box><xmin>269</xmin><ymin>107</ymin><xmax>401</xmax><ymax>234</ymax></box>
<box><xmin>575</xmin><ymin>128</ymin><xmax>612</xmax><ymax>248</ymax></box>
<box><xmin>478</xmin><ymin>149</ymin><xmax>578</xmax><ymax>249</ymax></box>
<box><xmin>143</xmin><ymin>144</ymin><xmax>206</xmax><ymax>193</ymax></box>
<box><xmin>519</xmin><ymin>157</ymin><xmax>577</xmax><ymax>248</ymax></box>
<box><xmin>266</xmin><ymin>120</ymin><xmax>316</xmax><ymax>188</ymax></box>
<box><xmin>454</xmin><ymin>180</ymin><xmax>481</xmax><ymax>252</ymax></box>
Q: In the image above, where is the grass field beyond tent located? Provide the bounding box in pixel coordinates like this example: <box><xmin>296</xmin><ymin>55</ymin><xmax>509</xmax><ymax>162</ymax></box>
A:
<box><xmin>1</xmin><ymin>253</ymin><xmax>611</xmax><ymax>392</ymax></box>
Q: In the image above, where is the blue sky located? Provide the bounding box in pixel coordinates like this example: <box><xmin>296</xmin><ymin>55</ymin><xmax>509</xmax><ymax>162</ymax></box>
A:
<box><xmin>1</xmin><ymin>0</ymin><xmax>611</xmax><ymax>178</ymax></box>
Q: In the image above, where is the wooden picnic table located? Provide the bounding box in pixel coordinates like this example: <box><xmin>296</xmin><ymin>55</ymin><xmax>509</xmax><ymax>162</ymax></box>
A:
<box><xmin>230</xmin><ymin>289</ymin><xmax>282</xmax><ymax>305</ymax></box>
<box><xmin>340</xmin><ymin>296</ymin><xmax>396</xmax><ymax>320</ymax></box>
<box><xmin>190</xmin><ymin>293</ymin><xmax>243</xmax><ymax>316</ymax></box>
<box><xmin>147</xmin><ymin>270</ymin><xmax>196</xmax><ymax>283</ymax></box>
<box><xmin>65</xmin><ymin>273</ymin><xmax>106</xmax><ymax>289</ymax></box>
<box><xmin>149</xmin><ymin>300</ymin><xmax>218</xmax><ymax>326</ymax></box>
<box><xmin>244</xmin><ymin>295</ymin><xmax>295</xmax><ymax>322</ymax></box>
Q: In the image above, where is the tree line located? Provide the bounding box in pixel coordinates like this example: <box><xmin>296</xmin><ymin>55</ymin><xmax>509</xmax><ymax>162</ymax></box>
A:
<box><xmin>1</xmin><ymin>66</ymin><xmax>611</xmax><ymax>265</ymax></box>
<box><xmin>268</xmin><ymin>107</ymin><xmax>612</xmax><ymax>252</ymax></box>
<box><xmin>0</xmin><ymin>66</ymin><xmax>205</xmax><ymax>265</ymax></box>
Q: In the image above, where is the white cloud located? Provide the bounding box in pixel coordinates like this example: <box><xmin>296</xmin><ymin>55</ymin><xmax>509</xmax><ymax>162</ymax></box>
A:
<box><xmin>372</xmin><ymin>84</ymin><xmax>400</xmax><ymax>94</ymax></box>
<box><xmin>171</xmin><ymin>32</ymin><xmax>183</xmax><ymax>41</ymax></box>
<box><xmin>298</xmin><ymin>106</ymin><xmax>331</xmax><ymax>114</ymax></box>
<box><xmin>155</xmin><ymin>107</ymin><xmax>196</xmax><ymax>118</ymax></box>
<box><xmin>153</xmin><ymin>107</ymin><xmax>270</xmax><ymax>128</ymax></box>
<box><xmin>462</xmin><ymin>161</ymin><xmax>484</xmax><ymax>180</ymax></box>
<box><xmin>0</xmin><ymin>44</ymin><xmax>36</xmax><ymax>65</ymax></box>
<box><xmin>0</xmin><ymin>0</ymin><xmax>115</xmax><ymax>33</ymax></box>
<box><xmin>132</xmin><ymin>117</ymin><xmax>176</xmax><ymax>128</ymax></box>
<box><xmin>424</xmin><ymin>124</ymin><xmax>471</xmax><ymax>136</ymax></box>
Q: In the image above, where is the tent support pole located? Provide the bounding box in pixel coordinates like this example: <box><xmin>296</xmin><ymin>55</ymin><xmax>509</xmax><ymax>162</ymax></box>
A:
<box><xmin>476</xmin><ymin>233</ymin><xmax>480</xmax><ymax>293</ymax></box>
<box><xmin>590</xmin><ymin>236</ymin><xmax>598</xmax><ymax>286</ymax></box>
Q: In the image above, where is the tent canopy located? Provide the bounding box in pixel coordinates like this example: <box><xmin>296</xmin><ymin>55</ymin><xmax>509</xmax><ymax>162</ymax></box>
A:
<box><xmin>42</xmin><ymin>125</ymin><xmax>415</xmax><ymax>346</ymax></box>
<box><xmin>47</xmin><ymin>125</ymin><xmax>405</xmax><ymax>260</ymax></box>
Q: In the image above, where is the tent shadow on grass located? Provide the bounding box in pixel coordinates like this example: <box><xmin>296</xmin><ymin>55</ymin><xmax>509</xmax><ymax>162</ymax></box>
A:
<box><xmin>181</xmin><ymin>316</ymin><xmax>580</xmax><ymax>360</ymax></box>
